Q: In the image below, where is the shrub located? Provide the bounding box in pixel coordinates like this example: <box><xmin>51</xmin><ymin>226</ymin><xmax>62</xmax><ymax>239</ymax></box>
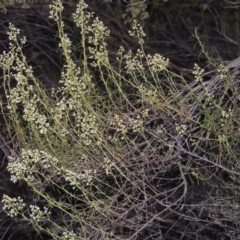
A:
<box><xmin>1</xmin><ymin>0</ymin><xmax>240</xmax><ymax>239</ymax></box>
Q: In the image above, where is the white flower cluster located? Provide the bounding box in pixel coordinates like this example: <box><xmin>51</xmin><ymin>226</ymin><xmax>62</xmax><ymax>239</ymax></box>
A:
<box><xmin>61</xmin><ymin>64</ymin><xmax>86</xmax><ymax>93</ymax></box>
<box><xmin>128</xmin><ymin>115</ymin><xmax>143</xmax><ymax>133</ymax></box>
<box><xmin>52</xmin><ymin>96</ymin><xmax>82</xmax><ymax>122</ymax></box>
<box><xmin>109</xmin><ymin>114</ymin><xmax>127</xmax><ymax>137</ymax></box>
<box><xmin>217</xmin><ymin>64</ymin><xmax>228</xmax><ymax>80</ymax></box>
<box><xmin>117</xmin><ymin>45</ymin><xmax>125</xmax><ymax>61</ymax></box>
<box><xmin>221</xmin><ymin>109</ymin><xmax>232</xmax><ymax>119</ymax></box>
<box><xmin>205</xmin><ymin>93</ymin><xmax>214</xmax><ymax>105</ymax></box>
<box><xmin>138</xmin><ymin>84</ymin><xmax>158</xmax><ymax>105</ymax></box>
<box><xmin>175</xmin><ymin>124</ymin><xmax>187</xmax><ymax>137</ymax></box>
<box><xmin>219</xmin><ymin>109</ymin><xmax>232</xmax><ymax>127</ymax></box>
<box><xmin>76</xmin><ymin>110</ymin><xmax>100</xmax><ymax>146</ymax></box>
<box><xmin>73</xmin><ymin>0</ymin><xmax>93</xmax><ymax>34</ymax></box>
<box><xmin>59</xmin><ymin>33</ymin><xmax>72</xmax><ymax>56</ymax></box>
<box><xmin>0</xmin><ymin>49</ymin><xmax>14</xmax><ymax>71</ymax></box>
<box><xmin>63</xmin><ymin>168</ymin><xmax>96</xmax><ymax>189</ymax></box>
<box><xmin>59</xmin><ymin>38</ymin><xmax>86</xmax><ymax>93</ymax></box>
<box><xmin>192</xmin><ymin>63</ymin><xmax>204</xmax><ymax>82</ymax></box>
<box><xmin>23</xmin><ymin>97</ymin><xmax>50</xmax><ymax>134</ymax></box>
<box><xmin>52</xmin><ymin>96</ymin><xmax>69</xmax><ymax>120</ymax></box>
<box><xmin>88</xmin><ymin>17</ymin><xmax>110</xmax><ymax>46</ymax></box>
<box><xmin>218</xmin><ymin>110</ymin><xmax>232</xmax><ymax>140</ymax></box>
<box><xmin>128</xmin><ymin>20</ymin><xmax>146</xmax><ymax>44</ymax></box>
<box><xmin>2</xmin><ymin>23</ymin><xmax>50</xmax><ymax>135</ymax></box>
<box><xmin>29</xmin><ymin>205</ymin><xmax>50</xmax><ymax>222</ymax></box>
<box><xmin>125</xmin><ymin>49</ymin><xmax>145</xmax><ymax>73</ymax></box>
<box><xmin>2</xmin><ymin>196</ymin><xmax>50</xmax><ymax>224</ymax></box>
<box><xmin>147</xmin><ymin>53</ymin><xmax>169</xmax><ymax>73</ymax></box>
<box><xmin>2</xmin><ymin>195</ymin><xmax>26</xmax><ymax>217</ymax></box>
<box><xmin>7</xmin><ymin>23</ymin><xmax>20</xmax><ymax>41</ymax></box>
<box><xmin>0</xmin><ymin>24</ymin><xmax>27</xmax><ymax>71</ymax></box>
<box><xmin>88</xmin><ymin>17</ymin><xmax>110</xmax><ymax>67</ymax></box>
<box><xmin>49</xmin><ymin>0</ymin><xmax>64</xmax><ymax>21</ymax></box>
<box><xmin>62</xmin><ymin>230</ymin><xmax>77</xmax><ymax>240</ymax></box>
<box><xmin>218</xmin><ymin>134</ymin><xmax>227</xmax><ymax>142</ymax></box>
<box><xmin>109</xmin><ymin>112</ymin><xmax>144</xmax><ymax>141</ymax></box>
<box><xmin>7</xmin><ymin>149</ymin><xmax>59</xmax><ymax>184</ymax></box>
<box><xmin>50</xmin><ymin>0</ymin><xmax>91</xmax><ymax>98</ymax></box>
<box><xmin>103</xmin><ymin>157</ymin><xmax>115</xmax><ymax>175</ymax></box>
<box><xmin>74</xmin><ymin>0</ymin><xmax>110</xmax><ymax>67</ymax></box>
<box><xmin>7</xmin><ymin>147</ymin><xmax>97</xmax><ymax>191</ymax></box>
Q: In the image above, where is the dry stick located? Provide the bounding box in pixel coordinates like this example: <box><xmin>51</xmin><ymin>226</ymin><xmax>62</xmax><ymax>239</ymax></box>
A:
<box><xmin>160</xmin><ymin>126</ymin><xmax>240</xmax><ymax>177</ymax></box>
<box><xmin>127</xmin><ymin>181</ymin><xmax>186</xmax><ymax>240</ymax></box>
<box><xmin>0</xmin><ymin>133</ymin><xmax>20</xmax><ymax>159</ymax></box>
<box><xmin>225</xmin><ymin>56</ymin><xmax>240</xmax><ymax>69</ymax></box>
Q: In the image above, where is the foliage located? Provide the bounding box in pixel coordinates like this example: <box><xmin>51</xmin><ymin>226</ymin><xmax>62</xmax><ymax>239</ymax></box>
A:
<box><xmin>0</xmin><ymin>0</ymin><xmax>240</xmax><ymax>239</ymax></box>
